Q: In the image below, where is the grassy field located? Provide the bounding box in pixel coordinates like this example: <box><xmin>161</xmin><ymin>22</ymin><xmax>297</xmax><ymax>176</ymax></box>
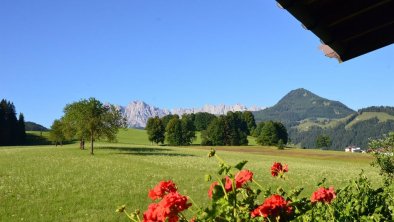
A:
<box><xmin>0</xmin><ymin>130</ymin><xmax>381</xmax><ymax>221</ymax></box>
<box><xmin>114</xmin><ymin>129</ymin><xmax>257</xmax><ymax>146</ymax></box>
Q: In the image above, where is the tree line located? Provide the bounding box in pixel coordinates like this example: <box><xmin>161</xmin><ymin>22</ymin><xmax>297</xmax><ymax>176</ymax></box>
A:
<box><xmin>146</xmin><ymin>111</ymin><xmax>288</xmax><ymax>147</ymax></box>
<box><xmin>0</xmin><ymin>99</ymin><xmax>26</xmax><ymax>146</ymax></box>
<box><xmin>49</xmin><ymin>98</ymin><xmax>125</xmax><ymax>154</ymax></box>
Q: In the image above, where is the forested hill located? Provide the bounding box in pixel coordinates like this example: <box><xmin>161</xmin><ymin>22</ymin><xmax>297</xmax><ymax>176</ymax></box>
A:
<box><xmin>289</xmin><ymin>110</ymin><xmax>394</xmax><ymax>150</ymax></box>
<box><xmin>252</xmin><ymin>89</ymin><xmax>394</xmax><ymax>150</ymax></box>
<box><xmin>25</xmin><ymin>122</ymin><xmax>48</xmax><ymax>131</ymax></box>
<box><xmin>253</xmin><ymin>88</ymin><xmax>355</xmax><ymax>123</ymax></box>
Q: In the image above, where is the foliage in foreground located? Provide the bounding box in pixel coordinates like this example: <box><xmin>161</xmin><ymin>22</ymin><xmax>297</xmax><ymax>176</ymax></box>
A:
<box><xmin>368</xmin><ymin>132</ymin><xmax>394</xmax><ymax>184</ymax></box>
<box><xmin>117</xmin><ymin>149</ymin><xmax>394</xmax><ymax>221</ymax></box>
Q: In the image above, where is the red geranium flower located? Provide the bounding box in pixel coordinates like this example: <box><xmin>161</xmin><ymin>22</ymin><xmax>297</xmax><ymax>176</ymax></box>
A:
<box><xmin>224</xmin><ymin>176</ymin><xmax>233</xmax><ymax>192</ymax></box>
<box><xmin>251</xmin><ymin>194</ymin><xmax>292</xmax><ymax>218</ymax></box>
<box><xmin>143</xmin><ymin>203</ymin><xmax>161</xmax><ymax>222</ymax></box>
<box><xmin>234</xmin><ymin>170</ymin><xmax>253</xmax><ymax>188</ymax></box>
<box><xmin>159</xmin><ymin>192</ymin><xmax>192</xmax><ymax>222</ymax></box>
<box><xmin>143</xmin><ymin>192</ymin><xmax>192</xmax><ymax>222</ymax></box>
<box><xmin>208</xmin><ymin>181</ymin><xmax>219</xmax><ymax>198</ymax></box>
<box><xmin>271</xmin><ymin>162</ymin><xmax>288</xmax><ymax>177</ymax></box>
<box><xmin>310</xmin><ymin>186</ymin><xmax>336</xmax><ymax>204</ymax></box>
<box><xmin>148</xmin><ymin>180</ymin><xmax>177</xmax><ymax>200</ymax></box>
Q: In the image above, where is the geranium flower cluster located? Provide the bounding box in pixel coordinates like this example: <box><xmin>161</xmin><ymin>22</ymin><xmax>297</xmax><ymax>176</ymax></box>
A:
<box><xmin>117</xmin><ymin>153</ymin><xmax>342</xmax><ymax>222</ymax></box>
<box><xmin>310</xmin><ymin>186</ymin><xmax>336</xmax><ymax>204</ymax></box>
<box><xmin>271</xmin><ymin>162</ymin><xmax>288</xmax><ymax>178</ymax></box>
<box><xmin>208</xmin><ymin>169</ymin><xmax>254</xmax><ymax>198</ymax></box>
<box><xmin>143</xmin><ymin>180</ymin><xmax>191</xmax><ymax>222</ymax></box>
<box><xmin>251</xmin><ymin>194</ymin><xmax>292</xmax><ymax>218</ymax></box>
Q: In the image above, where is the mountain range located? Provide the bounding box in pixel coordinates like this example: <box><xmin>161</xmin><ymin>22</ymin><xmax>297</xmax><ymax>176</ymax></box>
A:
<box><xmin>117</xmin><ymin>88</ymin><xmax>394</xmax><ymax>150</ymax></box>
<box><xmin>119</xmin><ymin>101</ymin><xmax>265</xmax><ymax>128</ymax></box>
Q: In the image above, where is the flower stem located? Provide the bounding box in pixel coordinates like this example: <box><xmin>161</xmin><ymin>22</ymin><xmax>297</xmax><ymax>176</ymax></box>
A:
<box><xmin>252</xmin><ymin>179</ymin><xmax>264</xmax><ymax>190</ymax></box>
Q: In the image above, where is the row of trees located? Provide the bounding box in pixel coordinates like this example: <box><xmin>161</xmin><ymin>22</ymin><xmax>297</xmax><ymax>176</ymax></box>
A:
<box><xmin>0</xmin><ymin>99</ymin><xmax>26</xmax><ymax>146</ymax></box>
<box><xmin>146</xmin><ymin>111</ymin><xmax>291</xmax><ymax>147</ymax></box>
<box><xmin>201</xmin><ymin>111</ymin><xmax>254</xmax><ymax>146</ymax></box>
<box><xmin>147</xmin><ymin>111</ymin><xmax>257</xmax><ymax>146</ymax></box>
<box><xmin>146</xmin><ymin>114</ymin><xmax>196</xmax><ymax>146</ymax></box>
<box><xmin>49</xmin><ymin>98</ymin><xmax>125</xmax><ymax>154</ymax></box>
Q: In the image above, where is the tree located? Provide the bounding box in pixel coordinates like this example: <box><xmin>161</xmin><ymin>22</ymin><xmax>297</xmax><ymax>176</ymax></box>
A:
<box><xmin>201</xmin><ymin>112</ymin><xmax>248</xmax><ymax>146</ymax></box>
<box><xmin>0</xmin><ymin>99</ymin><xmax>25</xmax><ymax>145</ymax></box>
<box><xmin>278</xmin><ymin>139</ymin><xmax>285</xmax><ymax>150</ymax></box>
<box><xmin>224</xmin><ymin>112</ymin><xmax>248</xmax><ymax>145</ymax></box>
<box><xmin>256</xmin><ymin>121</ymin><xmax>288</xmax><ymax>146</ymax></box>
<box><xmin>161</xmin><ymin>114</ymin><xmax>176</xmax><ymax>129</ymax></box>
<box><xmin>17</xmin><ymin>113</ymin><xmax>26</xmax><ymax>144</ymax></box>
<box><xmin>253</xmin><ymin>122</ymin><xmax>265</xmax><ymax>137</ymax></box>
<box><xmin>62</xmin><ymin>98</ymin><xmax>125</xmax><ymax>155</ymax></box>
<box><xmin>0</xmin><ymin>100</ymin><xmax>7</xmax><ymax>145</ymax></box>
<box><xmin>242</xmin><ymin>111</ymin><xmax>256</xmax><ymax>135</ymax></box>
<box><xmin>316</xmin><ymin>135</ymin><xmax>331</xmax><ymax>149</ymax></box>
<box><xmin>201</xmin><ymin>116</ymin><xmax>226</xmax><ymax>146</ymax></box>
<box><xmin>146</xmin><ymin>117</ymin><xmax>165</xmax><ymax>145</ymax></box>
<box><xmin>164</xmin><ymin>115</ymin><xmax>196</xmax><ymax>146</ymax></box>
<box><xmin>256</xmin><ymin>121</ymin><xmax>278</xmax><ymax>146</ymax></box>
<box><xmin>194</xmin><ymin>112</ymin><xmax>217</xmax><ymax>131</ymax></box>
<box><xmin>180</xmin><ymin>114</ymin><xmax>196</xmax><ymax>145</ymax></box>
<box><xmin>49</xmin><ymin>119</ymin><xmax>66</xmax><ymax>146</ymax></box>
<box><xmin>368</xmin><ymin>132</ymin><xmax>394</xmax><ymax>182</ymax></box>
<box><xmin>165</xmin><ymin>116</ymin><xmax>183</xmax><ymax>146</ymax></box>
<box><xmin>273</xmin><ymin>122</ymin><xmax>288</xmax><ymax>144</ymax></box>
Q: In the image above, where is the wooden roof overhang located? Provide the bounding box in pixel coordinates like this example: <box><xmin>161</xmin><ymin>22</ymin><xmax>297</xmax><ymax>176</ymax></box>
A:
<box><xmin>276</xmin><ymin>0</ymin><xmax>394</xmax><ymax>62</ymax></box>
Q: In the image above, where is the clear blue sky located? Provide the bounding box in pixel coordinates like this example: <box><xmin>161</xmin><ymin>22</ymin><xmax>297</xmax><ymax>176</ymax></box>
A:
<box><xmin>1</xmin><ymin>0</ymin><xmax>393</xmax><ymax>127</ymax></box>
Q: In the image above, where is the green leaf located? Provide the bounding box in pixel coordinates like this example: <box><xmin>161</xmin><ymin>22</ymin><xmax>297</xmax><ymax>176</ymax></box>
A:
<box><xmin>317</xmin><ymin>178</ymin><xmax>326</xmax><ymax>187</ymax></box>
<box><xmin>234</xmin><ymin>160</ymin><xmax>248</xmax><ymax>170</ymax></box>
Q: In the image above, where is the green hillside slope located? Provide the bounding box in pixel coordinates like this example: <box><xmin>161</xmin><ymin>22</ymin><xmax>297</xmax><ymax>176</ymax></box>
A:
<box><xmin>345</xmin><ymin>112</ymin><xmax>394</xmax><ymax>129</ymax></box>
<box><xmin>254</xmin><ymin>88</ymin><xmax>355</xmax><ymax>123</ymax></box>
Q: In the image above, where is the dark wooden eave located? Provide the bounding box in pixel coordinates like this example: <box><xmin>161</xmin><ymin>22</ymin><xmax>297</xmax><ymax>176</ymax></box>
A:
<box><xmin>276</xmin><ymin>0</ymin><xmax>394</xmax><ymax>61</ymax></box>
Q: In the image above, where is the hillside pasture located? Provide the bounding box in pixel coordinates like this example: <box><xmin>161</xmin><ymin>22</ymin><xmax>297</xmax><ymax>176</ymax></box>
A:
<box><xmin>0</xmin><ymin>140</ymin><xmax>380</xmax><ymax>222</ymax></box>
<box><xmin>345</xmin><ymin>111</ymin><xmax>394</xmax><ymax>129</ymax></box>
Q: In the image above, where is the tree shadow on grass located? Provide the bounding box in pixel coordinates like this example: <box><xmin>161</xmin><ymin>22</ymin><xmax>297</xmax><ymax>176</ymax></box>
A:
<box><xmin>98</xmin><ymin>146</ymin><xmax>195</xmax><ymax>157</ymax></box>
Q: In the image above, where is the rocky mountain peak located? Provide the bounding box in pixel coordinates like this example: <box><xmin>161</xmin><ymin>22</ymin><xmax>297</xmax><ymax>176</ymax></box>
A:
<box><xmin>120</xmin><ymin>101</ymin><xmax>264</xmax><ymax>128</ymax></box>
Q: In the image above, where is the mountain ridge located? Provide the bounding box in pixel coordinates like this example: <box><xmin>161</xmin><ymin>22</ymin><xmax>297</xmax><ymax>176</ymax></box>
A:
<box><xmin>120</xmin><ymin>101</ymin><xmax>265</xmax><ymax>128</ymax></box>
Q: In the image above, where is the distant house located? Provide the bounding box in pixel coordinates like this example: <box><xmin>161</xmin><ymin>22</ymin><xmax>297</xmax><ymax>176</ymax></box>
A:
<box><xmin>345</xmin><ymin>146</ymin><xmax>362</xmax><ymax>153</ymax></box>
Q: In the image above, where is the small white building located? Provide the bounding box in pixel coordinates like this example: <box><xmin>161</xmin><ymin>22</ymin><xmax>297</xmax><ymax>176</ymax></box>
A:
<box><xmin>345</xmin><ymin>146</ymin><xmax>362</xmax><ymax>153</ymax></box>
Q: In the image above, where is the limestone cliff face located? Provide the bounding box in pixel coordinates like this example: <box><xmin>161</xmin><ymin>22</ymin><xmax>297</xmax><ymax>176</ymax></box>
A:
<box><xmin>120</xmin><ymin>101</ymin><xmax>264</xmax><ymax>128</ymax></box>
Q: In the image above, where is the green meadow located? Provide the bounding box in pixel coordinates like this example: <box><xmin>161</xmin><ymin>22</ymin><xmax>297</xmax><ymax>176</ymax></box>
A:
<box><xmin>0</xmin><ymin>129</ymin><xmax>380</xmax><ymax>221</ymax></box>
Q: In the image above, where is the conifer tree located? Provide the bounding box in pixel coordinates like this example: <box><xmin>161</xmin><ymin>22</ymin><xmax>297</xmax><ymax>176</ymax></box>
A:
<box><xmin>18</xmin><ymin>113</ymin><xmax>26</xmax><ymax>143</ymax></box>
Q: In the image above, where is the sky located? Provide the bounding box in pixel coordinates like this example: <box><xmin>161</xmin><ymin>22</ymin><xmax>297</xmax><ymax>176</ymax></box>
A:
<box><xmin>1</xmin><ymin>0</ymin><xmax>393</xmax><ymax>128</ymax></box>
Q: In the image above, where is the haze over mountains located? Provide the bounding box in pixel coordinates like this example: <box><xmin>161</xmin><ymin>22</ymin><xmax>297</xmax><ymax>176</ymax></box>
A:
<box><xmin>119</xmin><ymin>101</ymin><xmax>265</xmax><ymax>128</ymax></box>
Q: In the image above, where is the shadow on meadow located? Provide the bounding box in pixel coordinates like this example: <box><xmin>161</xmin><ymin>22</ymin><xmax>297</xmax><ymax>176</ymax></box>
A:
<box><xmin>98</xmin><ymin>146</ymin><xmax>195</xmax><ymax>157</ymax></box>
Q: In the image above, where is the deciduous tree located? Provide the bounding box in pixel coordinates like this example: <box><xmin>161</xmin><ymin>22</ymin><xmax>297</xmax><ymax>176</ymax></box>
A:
<box><xmin>62</xmin><ymin>98</ymin><xmax>125</xmax><ymax>154</ymax></box>
<box><xmin>49</xmin><ymin>119</ymin><xmax>66</xmax><ymax>146</ymax></box>
<box><xmin>146</xmin><ymin>117</ymin><xmax>165</xmax><ymax>145</ymax></box>
<box><xmin>165</xmin><ymin>116</ymin><xmax>183</xmax><ymax>146</ymax></box>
